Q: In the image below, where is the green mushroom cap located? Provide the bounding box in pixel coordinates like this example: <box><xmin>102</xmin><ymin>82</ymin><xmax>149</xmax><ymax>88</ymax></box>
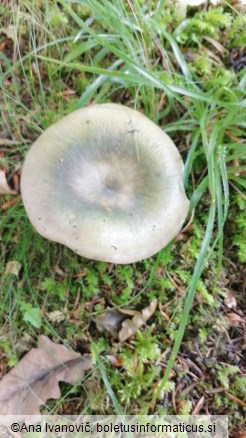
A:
<box><xmin>21</xmin><ymin>104</ymin><xmax>189</xmax><ymax>264</ymax></box>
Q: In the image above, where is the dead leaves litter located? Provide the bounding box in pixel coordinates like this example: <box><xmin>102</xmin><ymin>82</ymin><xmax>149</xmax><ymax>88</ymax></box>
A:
<box><xmin>94</xmin><ymin>308</ymin><xmax>127</xmax><ymax>333</ymax></box>
<box><xmin>223</xmin><ymin>290</ymin><xmax>237</xmax><ymax>308</ymax></box>
<box><xmin>0</xmin><ymin>335</ymin><xmax>92</xmax><ymax>415</ymax></box>
<box><xmin>5</xmin><ymin>261</ymin><xmax>21</xmax><ymax>276</ymax></box>
<box><xmin>119</xmin><ymin>298</ymin><xmax>158</xmax><ymax>342</ymax></box>
<box><xmin>226</xmin><ymin>312</ymin><xmax>246</xmax><ymax>327</ymax></box>
<box><xmin>94</xmin><ymin>299</ymin><xmax>158</xmax><ymax>342</ymax></box>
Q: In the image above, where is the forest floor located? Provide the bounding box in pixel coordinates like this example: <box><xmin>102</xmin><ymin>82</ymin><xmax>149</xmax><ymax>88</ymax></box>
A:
<box><xmin>0</xmin><ymin>1</ymin><xmax>245</xmax><ymax>437</ymax></box>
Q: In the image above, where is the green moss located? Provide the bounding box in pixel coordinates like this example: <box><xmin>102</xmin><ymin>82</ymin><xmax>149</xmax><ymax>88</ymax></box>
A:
<box><xmin>176</xmin><ymin>8</ymin><xmax>232</xmax><ymax>46</ymax></box>
<box><xmin>227</xmin><ymin>15</ymin><xmax>246</xmax><ymax>48</ymax></box>
<box><xmin>230</xmin><ymin>196</ymin><xmax>246</xmax><ymax>262</ymax></box>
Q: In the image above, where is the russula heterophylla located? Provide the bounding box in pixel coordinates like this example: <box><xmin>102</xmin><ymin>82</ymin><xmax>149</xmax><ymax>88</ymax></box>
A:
<box><xmin>21</xmin><ymin>104</ymin><xmax>189</xmax><ymax>264</ymax></box>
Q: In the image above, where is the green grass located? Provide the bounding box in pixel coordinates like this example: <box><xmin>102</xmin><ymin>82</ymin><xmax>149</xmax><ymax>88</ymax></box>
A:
<box><xmin>0</xmin><ymin>0</ymin><xmax>245</xmax><ymax>433</ymax></box>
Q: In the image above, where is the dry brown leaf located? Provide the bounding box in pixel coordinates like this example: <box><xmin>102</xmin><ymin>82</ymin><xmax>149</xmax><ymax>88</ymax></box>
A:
<box><xmin>119</xmin><ymin>298</ymin><xmax>157</xmax><ymax>342</ymax></box>
<box><xmin>224</xmin><ymin>290</ymin><xmax>237</xmax><ymax>308</ymax></box>
<box><xmin>0</xmin><ymin>170</ymin><xmax>17</xmax><ymax>195</ymax></box>
<box><xmin>116</xmin><ymin>308</ymin><xmax>140</xmax><ymax>316</ymax></box>
<box><xmin>203</xmin><ymin>36</ymin><xmax>228</xmax><ymax>55</ymax></box>
<box><xmin>94</xmin><ymin>308</ymin><xmax>127</xmax><ymax>333</ymax></box>
<box><xmin>106</xmin><ymin>355</ymin><xmax>123</xmax><ymax>367</ymax></box>
<box><xmin>0</xmin><ymin>335</ymin><xmax>92</xmax><ymax>415</ymax></box>
<box><xmin>5</xmin><ymin>261</ymin><xmax>21</xmax><ymax>276</ymax></box>
<box><xmin>51</xmin><ymin>264</ymin><xmax>66</xmax><ymax>277</ymax></box>
<box><xmin>226</xmin><ymin>312</ymin><xmax>246</xmax><ymax>327</ymax></box>
<box><xmin>63</xmin><ymin>88</ymin><xmax>76</xmax><ymax>96</ymax></box>
<box><xmin>2</xmin><ymin>198</ymin><xmax>19</xmax><ymax>210</ymax></box>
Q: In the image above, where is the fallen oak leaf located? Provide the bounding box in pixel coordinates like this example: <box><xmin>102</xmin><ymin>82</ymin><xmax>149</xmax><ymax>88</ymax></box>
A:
<box><xmin>0</xmin><ymin>169</ymin><xmax>17</xmax><ymax>195</ymax></box>
<box><xmin>0</xmin><ymin>335</ymin><xmax>92</xmax><ymax>416</ymax></box>
<box><xmin>119</xmin><ymin>298</ymin><xmax>158</xmax><ymax>342</ymax></box>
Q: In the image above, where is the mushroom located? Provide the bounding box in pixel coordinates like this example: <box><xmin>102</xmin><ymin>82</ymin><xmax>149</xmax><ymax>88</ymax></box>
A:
<box><xmin>174</xmin><ymin>0</ymin><xmax>221</xmax><ymax>18</ymax></box>
<box><xmin>21</xmin><ymin>104</ymin><xmax>189</xmax><ymax>264</ymax></box>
